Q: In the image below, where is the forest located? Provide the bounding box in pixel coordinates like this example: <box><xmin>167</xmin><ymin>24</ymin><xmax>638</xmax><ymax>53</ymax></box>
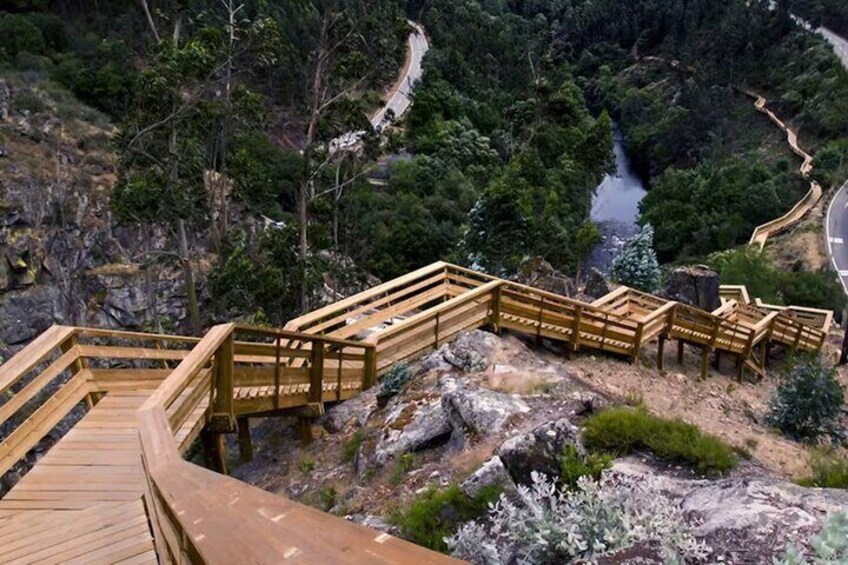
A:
<box><xmin>1</xmin><ymin>0</ymin><xmax>847</xmax><ymax>323</ymax></box>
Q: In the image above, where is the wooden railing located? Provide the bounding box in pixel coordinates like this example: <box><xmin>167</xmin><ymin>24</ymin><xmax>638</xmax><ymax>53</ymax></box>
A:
<box><xmin>135</xmin><ymin>323</ymin><xmax>441</xmax><ymax>564</ymax></box>
<box><xmin>0</xmin><ymin>327</ymin><xmax>200</xmax><ymax>478</ymax></box>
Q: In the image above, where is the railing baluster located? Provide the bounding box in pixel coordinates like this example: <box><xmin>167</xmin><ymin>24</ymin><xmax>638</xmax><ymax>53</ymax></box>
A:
<box><xmin>274</xmin><ymin>335</ymin><xmax>281</xmax><ymax>410</ymax></box>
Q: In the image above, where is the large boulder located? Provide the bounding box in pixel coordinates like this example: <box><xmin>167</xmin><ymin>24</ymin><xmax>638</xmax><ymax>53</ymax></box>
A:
<box><xmin>374</xmin><ymin>395</ymin><xmax>452</xmax><ymax>465</ymax></box>
<box><xmin>657</xmin><ymin>265</ymin><xmax>721</xmax><ymax>311</ymax></box>
<box><xmin>441</xmin><ymin>376</ymin><xmax>530</xmax><ymax>436</ymax></box>
<box><xmin>497</xmin><ymin>419</ymin><xmax>581</xmax><ymax>485</ymax></box>
<box><xmin>583</xmin><ymin>268</ymin><xmax>612</xmax><ymax>300</ymax></box>
<box><xmin>516</xmin><ymin>257</ymin><xmax>576</xmax><ymax>298</ymax></box>
<box><xmin>321</xmin><ymin>387</ymin><xmax>378</xmax><ymax>433</ymax></box>
<box><xmin>438</xmin><ymin>330</ymin><xmax>500</xmax><ymax>373</ymax></box>
<box><xmin>460</xmin><ymin>456</ymin><xmax>517</xmax><ymax>498</ymax></box>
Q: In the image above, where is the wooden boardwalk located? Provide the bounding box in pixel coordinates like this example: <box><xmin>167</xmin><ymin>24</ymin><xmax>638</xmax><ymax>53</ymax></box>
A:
<box><xmin>0</xmin><ymin>262</ymin><xmax>832</xmax><ymax>563</ymax></box>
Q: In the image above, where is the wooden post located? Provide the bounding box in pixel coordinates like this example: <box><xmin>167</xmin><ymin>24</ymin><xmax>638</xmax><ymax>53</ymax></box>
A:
<box><xmin>571</xmin><ymin>306</ymin><xmax>583</xmax><ymax>352</ymax></box>
<box><xmin>363</xmin><ymin>346</ymin><xmax>377</xmax><ymax>390</ymax></box>
<box><xmin>237</xmin><ymin>417</ymin><xmax>253</xmax><ymax>463</ymax></box>
<box><xmin>336</xmin><ymin>346</ymin><xmax>343</xmax><ymax>402</ymax></box>
<box><xmin>273</xmin><ymin>336</ymin><xmax>282</xmax><ymax>410</ymax></box>
<box><xmin>201</xmin><ymin>428</ymin><xmax>228</xmax><ymax>474</ymax></box>
<box><xmin>213</xmin><ymin>335</ymin><xmax>234</xmax><ymax>420</ymax></box>
<box><xmin>677</xmin><ymin>341</ymin><xmax>685</xmax><ymax>364</ymax></box>
<box><xmin>713</xmin><ymin>350</ymin><xmax>722</xmax><ymax>370</ymax></box>
<box><xmin>435</xmin><ymin>312</ymin><xmax>441</xmax><ymax>348</ymax></box>
<box><xmin>657</xmin><ymin>335</ymin><xmax>666</xmax><ymax>371</ymax></box>
<box><xmin>700</xmin><ymin>348</ymin><xmax>710</xmax><ymax>380</ymax></box>
<box><xmin>308</xmin><ymin>339</ymin><xmax>325</xmax><ymax>404</ymax></box>
<box><xmin>535</xmin><ymin>296</ymin><xmax>545</xmax><ymax>346</ymax></box>
<box><xmin>60</xmin><ymin>335</ymin><xmax>96</xmax><ymax>408</ymax></box>
<box><xmin>630</xmin><ymin>324</ymin><xmax>644</xmax><ymax>364</ymax></box>
<box><xmin>490</xmin><ymin>284</ymin><xmax>502</xmax><ymax>334</ymax></box>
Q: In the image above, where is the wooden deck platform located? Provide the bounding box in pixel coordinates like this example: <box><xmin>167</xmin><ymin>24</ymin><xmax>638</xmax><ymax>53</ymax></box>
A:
<box><xmin>0</xmin><ymin>262</ymin><xmax>833</xmax><ymax>563</ymax></box>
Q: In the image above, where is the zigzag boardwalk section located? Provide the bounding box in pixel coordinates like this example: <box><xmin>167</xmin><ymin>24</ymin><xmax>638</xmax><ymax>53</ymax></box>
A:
<box><xmin>0</xmin><ymin>262</ymin><xmax>832</xmax><ymax>563</ymax></box>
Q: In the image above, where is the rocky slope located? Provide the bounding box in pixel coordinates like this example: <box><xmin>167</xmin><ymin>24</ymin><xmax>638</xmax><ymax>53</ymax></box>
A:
<box><xmin>233</xmin><ymin>328</ymin><xmax>848</xmax><ymax>563</ymax></box>
<box><xmin>0</xmin><ymin>72</ymin><xmax>207</xmax><ymax>356</ymax></box>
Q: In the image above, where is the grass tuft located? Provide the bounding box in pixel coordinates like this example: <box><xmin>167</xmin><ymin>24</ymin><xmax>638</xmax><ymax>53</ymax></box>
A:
<box><xmin>582</xmin><ymin>406</ymin><xmax>738</xmax><ymax>476</ymax></box>
<box><xmin>798</xmin><ymin>451</ymin><xmax>848</xmax><ymax>489</ymax></box>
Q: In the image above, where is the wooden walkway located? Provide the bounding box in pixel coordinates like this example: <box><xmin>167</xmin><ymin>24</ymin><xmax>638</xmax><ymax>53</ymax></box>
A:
<box><xmin>0</xmin><ymin>262</ymin><xmax>832</xmax><ymax>563</ymax></box>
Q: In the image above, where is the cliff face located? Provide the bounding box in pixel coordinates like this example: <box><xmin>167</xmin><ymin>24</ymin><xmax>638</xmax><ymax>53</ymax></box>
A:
<box><xmin>0</xmin><ymin>72</ymin><xmax>200</xmax><ymax>356</ymax></box>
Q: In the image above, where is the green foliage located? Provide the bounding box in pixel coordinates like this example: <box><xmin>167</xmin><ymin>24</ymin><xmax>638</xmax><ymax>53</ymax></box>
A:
<box><xmin>798</xmin><ymin>451</ymin><xmax>848</xmax><ymax>489</ymax></box>
<box><xmin>380</xmin><ymin>363</ymin><xmax>413</xmax><ymax>398</ymax></box>
<box><xmin>211</xmin><ymin>227</ymin><xmax>325</xmax><ymax>326</ymax></box>
<box><xmin>389</xmin><ymin>453</ymin><xmax>419</xmax><ymax>486</ymax></box>
<box><xmin>319</xmin><ymin>486</ymin><xmax>337</xmax><ymax>511</ymax></box>
<box><xmin>391</xmin><ymin>484</ymin><xmax>501</xmax><ymax>553</ymax></box>
<box><xmin>228</xmin><ymin>132</ymin><xmax>303</xmax><ymax>216</ymax></box>
<box><xmin>298</xmin><ymin>458</ymin><xmax>316</xmax><ymax>474</ymax></box>
<box><xmin>611</xmin><ymin>225</ymin><xmax>661</xmax><ymax>292</ymax></box>
<box><xmin>342</xmin><ymin>430</ymin><xmax>365</xmax><ymax>464</ymax></box>
<box><xmin>0</xmin><ymin>14</ymin><xmax>47</xmax><ymax>60</ymax></box>
<box><xmin>560</xmin><ymin>445</ymin><xmax>612</xmax><ymax>489</ymax></box>
<box><xmin>767</xmin><ymin>356</ymin><xmax>844</xmax><ymax>443</ymax></box>
<box><xmin>583</xmin><ymin>406</ymin><xmax>739</xmax><ymax>476</ymax></box>
<box><xmin>778</xmin><ymin>511</ymin><xmax>848</xmax><ymax>564</ymax></box>
<box><xmin>709</xmin><ymin>248</ymin><xmax>847</xmax><ymax>315</ymax></box>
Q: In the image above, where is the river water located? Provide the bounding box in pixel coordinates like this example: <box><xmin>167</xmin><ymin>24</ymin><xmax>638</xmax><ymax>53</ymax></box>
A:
<box><xmin>585</xmin><ymin>126</ymin><xmax>648</xmax><ymax>274</ymax></box>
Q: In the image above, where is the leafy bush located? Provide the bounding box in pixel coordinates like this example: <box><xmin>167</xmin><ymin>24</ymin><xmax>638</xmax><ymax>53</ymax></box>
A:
<box><xmin>389</xmin><ymin>453</ymin><xmax>418</xmax><ymax>486</ymax></box>
<box><xmin>380</xmin><ymin>363</ymin><xmax>413</xmax><ymax>398</ymax></box>
<box><xmin>560</xmin><ymin>444</ymin><xmax>612</xmax><ymax>489</ymax></box>
<box><xmin>798</xmin><ymin>451</ymin><xmax>848</xmax><ymax>489</ymax></box>
<box><xmin>392</xmin><ymin>484</ymin><xmax>501</xmax><ymax>553</ymax></box>
<box><xmin>767</xmin><ymin>357</ymin><xmax>844</xmax><ymax>443</ymax></box>
<box><xmin>342</xmin><ymin>430</ymin><xmax>365</xmax><ymax>463</ymax></box>
<box><xmin>611</xmin><ymin>224</ymin><xmax>661</xmax><ymax>292</ymax></box>
<box><xmin>447</xmin><ymin>472</ymin><xmax>709</xmax><ymax>563</ymax></box>
<box><xmin>778</xmin><ymin>511</ymin><xmax>848</xmax><ymax>564</ymax></box>
<box><xmin>0</xmin><ymin>14</ymin><xmax>46</xmax><ymax>60</ymax></box>
<box><xmin>583</xmin><ymin>406</ymin><xmax>738</xmax><ymax>475</ymax></box>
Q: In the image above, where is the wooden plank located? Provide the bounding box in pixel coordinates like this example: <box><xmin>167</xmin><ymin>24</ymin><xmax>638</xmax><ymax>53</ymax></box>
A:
<box><xmin>0</xmin><ymin>326</ymin><xmax>76</xmax><ymax>396</ymax></box>
<box><xmin>0</xmin><ymin>347</ymin><xmax>80</xmax><ymax>428</ymax></box>
<box><xmin>77</xmin><ymin>344</ymin><xmax>189</xmax><ymax>362</ymax></box>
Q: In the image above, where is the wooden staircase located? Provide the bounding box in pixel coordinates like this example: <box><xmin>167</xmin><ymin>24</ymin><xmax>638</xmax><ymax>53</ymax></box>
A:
<box><xmin>0</xmin><ymin>262</ymin><xmax>831</xmax><ymax>563</ymax></box>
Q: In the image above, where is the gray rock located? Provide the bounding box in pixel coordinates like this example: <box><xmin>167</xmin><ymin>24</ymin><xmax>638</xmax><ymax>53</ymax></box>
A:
<box><xmin>583</xmin><ymin>268</ymin><xmax>611</xmax><ymax>299</ymax></box>
<box><xmin>374</xmin><ymin>396</ymin><xmax>452</xmax><ymax>465</ymax></box>
<box><xmin>0</xmin><ymin>285</ymin><xmax>64</xmax><ymax>345</ymax></box>
<box><xmin>440</xmin><ymin>330</ymin><xmax>499</xmax><ymax>373</ymax></box>
<box><xmin>441</xmin><ymin>376</ymin><xmax>530</xmax><ymax>435</ymax></box>
<box><xmin>321</xmin><ymin>388</ymin><xmax>378</xmax><ymax>433</ymax></box>
<box><xmin>460</xmin><ymin>456</ymin><xmax>517</xmax><ymax>498</ymax></box>
<box><xmin>657</xmin><ymin>265</ymin><xmax>721</xmax><ymax>311</ymax></box>
<box><xmin>516</xmin><ymin>256</ymin><xmax>576</xmax><ymax>297</ymax></box>
<box><xmin>498</xmin><ymin>419</ymin><xmax>581</xmax><ymax>485</ymax></box>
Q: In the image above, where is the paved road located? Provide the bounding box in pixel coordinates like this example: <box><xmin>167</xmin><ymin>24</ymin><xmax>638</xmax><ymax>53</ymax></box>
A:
<box><xmin>331</xmin><ymin>21</ymin><xmax>429</xmax><ymax>151</ymax></box>
<box><xmin>820</xmin><ymin>28</ymin><xmax>848</xmax><ymax>293</ymax></box>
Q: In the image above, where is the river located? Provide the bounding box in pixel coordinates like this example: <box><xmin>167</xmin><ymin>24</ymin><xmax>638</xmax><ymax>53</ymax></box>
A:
<box><xmin>585</xmin><ymin>125</ymin><xmax>648</xmax><ymax>274</ymax></box>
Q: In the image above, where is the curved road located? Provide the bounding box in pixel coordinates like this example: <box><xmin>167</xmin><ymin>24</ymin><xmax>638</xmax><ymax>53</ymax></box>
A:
<box><xmin>821</xmin><ymin>27</ymin><xmax>848</xmax><ymax>294</ymax></box>
<box><xmin>331</xmin><ymin>21</ymin><xmax>429</xmax><ymax>151</ymax></box>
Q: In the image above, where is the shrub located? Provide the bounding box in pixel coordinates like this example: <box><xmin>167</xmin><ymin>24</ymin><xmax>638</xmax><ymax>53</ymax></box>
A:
<box><xmin>389</xmin><ymin>453</ymin><xmax>418</xmax><ymax>486</ymax></box>
<box><xmin>379</xmin><ymin>363</ymin><xmax>413</xmax><ymax>405</ymax></box>
<box><xmin>560</xmin><ymin>444</ymin><xmax>612</xmax><ymax>489</ymax></box>
<box><xmin>447</xmin><ymin>472</ymin><xmax>709</xmax><ymax>563</ymax></box>
<box><xmin>392</xmin><ymin>484</ymin><xmax>501</xmax><ymax>553</ymax></box>
<box><xmin>0</xmin><ymin>14</ymin><xmax>46</xmax><ymax>60</ymax></box>
<box><xmin>298</xmin><ymin>458</ymin><xmax>316</xmax><ymax>474</ymax></box>
<box><xmin>766</xmin><ymin>357</ymin><xmax>844</xmax><ymax>443</ymax></box>
<box><xmin>778</xmin><ymin>511</ymin><xmax>848</xmax><ymax>564</ymax></box>
<box><xmin>798</xmin><ymin>451</ymin><xmax>848</xmax><ymax>489</ymax></box>
<box><xmin>583</xmin><ymin>406</ymin><xmax>738</xmax><ymax>475</ymax></box>
<box><xmin>611</xmin><ymin>224</ymin><xmax>661</xmax><ymax>292</ymax></box>
<box><xmin>319</xmin><ymin>486</ymin><xmax>337</xmax><ymax>511</ymax></box>
<box><xmin>342</xmin><ymin>430</ymin><xmax>365</xmax><ymax>463</ymax></box>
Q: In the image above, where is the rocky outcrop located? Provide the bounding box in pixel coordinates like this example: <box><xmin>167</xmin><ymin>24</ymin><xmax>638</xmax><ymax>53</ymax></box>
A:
<box><xmin>460</xmin><ymin>456</ymin><xmax>517</xmax><ymax>498</ymax></box>
<box><xmin>515</xmin><ymin>257</ymin><xmax>576</xmax><ymax>297</ymax></box>
<box><xmin>375</xmin><ymin>395</ymin><xmax>452</xmax><ymax>465</ymax></box>
<box><xmin>498</xmin><ymin>418</ymin><xmax>581</xmax><ymax>485</ymax></box>
<box><xmin>657</xmin><ymin>265</ymin><xmax>721</xmax><ymax>311</ymax></box>
<box><xmin>441</xmin><ymin>376</ymin><xmax>530</xmax><ymax>436</ymax></box>
<box><xmin>321</xmin><ymin>388</ymin><xmax>378</xmax><ymax>433</ymax></box>
<box><xmin>583</xmin><ymin>268</ymin><xmax>611</xmax><ymax>299</ymax></box>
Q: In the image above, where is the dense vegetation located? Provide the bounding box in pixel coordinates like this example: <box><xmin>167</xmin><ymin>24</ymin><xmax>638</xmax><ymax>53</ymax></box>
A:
<box><xmin>2</xmin><ymin>0</ymin><xmax>847</xmax><ymax>320</ymax></box>
<box><xmin>583</xmin><ymin>406</ymin><xmax>739</xmax><ymax>476</ymax></box>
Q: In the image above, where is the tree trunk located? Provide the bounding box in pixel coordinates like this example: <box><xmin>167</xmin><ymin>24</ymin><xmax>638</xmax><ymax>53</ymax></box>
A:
<box><xmin>178</xmin><ymin>219</ymin><xmax>202</xmax><ymax>336</ymax></box>
<box><xmin>138</xmin><ymin>0</ymin><xmax>160</xmax><ymax>43</ymax></box>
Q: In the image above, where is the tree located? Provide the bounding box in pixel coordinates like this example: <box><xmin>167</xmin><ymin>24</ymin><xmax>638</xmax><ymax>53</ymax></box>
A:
<box><xmin>575</xmin><ymin>221</ymin><xmax>601</xmax><ymax>281</ymax></box>
<box><xmin>611</xmin><ymin>224</ymin><xmax>661</xmax><ymax>291</ymax></box>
